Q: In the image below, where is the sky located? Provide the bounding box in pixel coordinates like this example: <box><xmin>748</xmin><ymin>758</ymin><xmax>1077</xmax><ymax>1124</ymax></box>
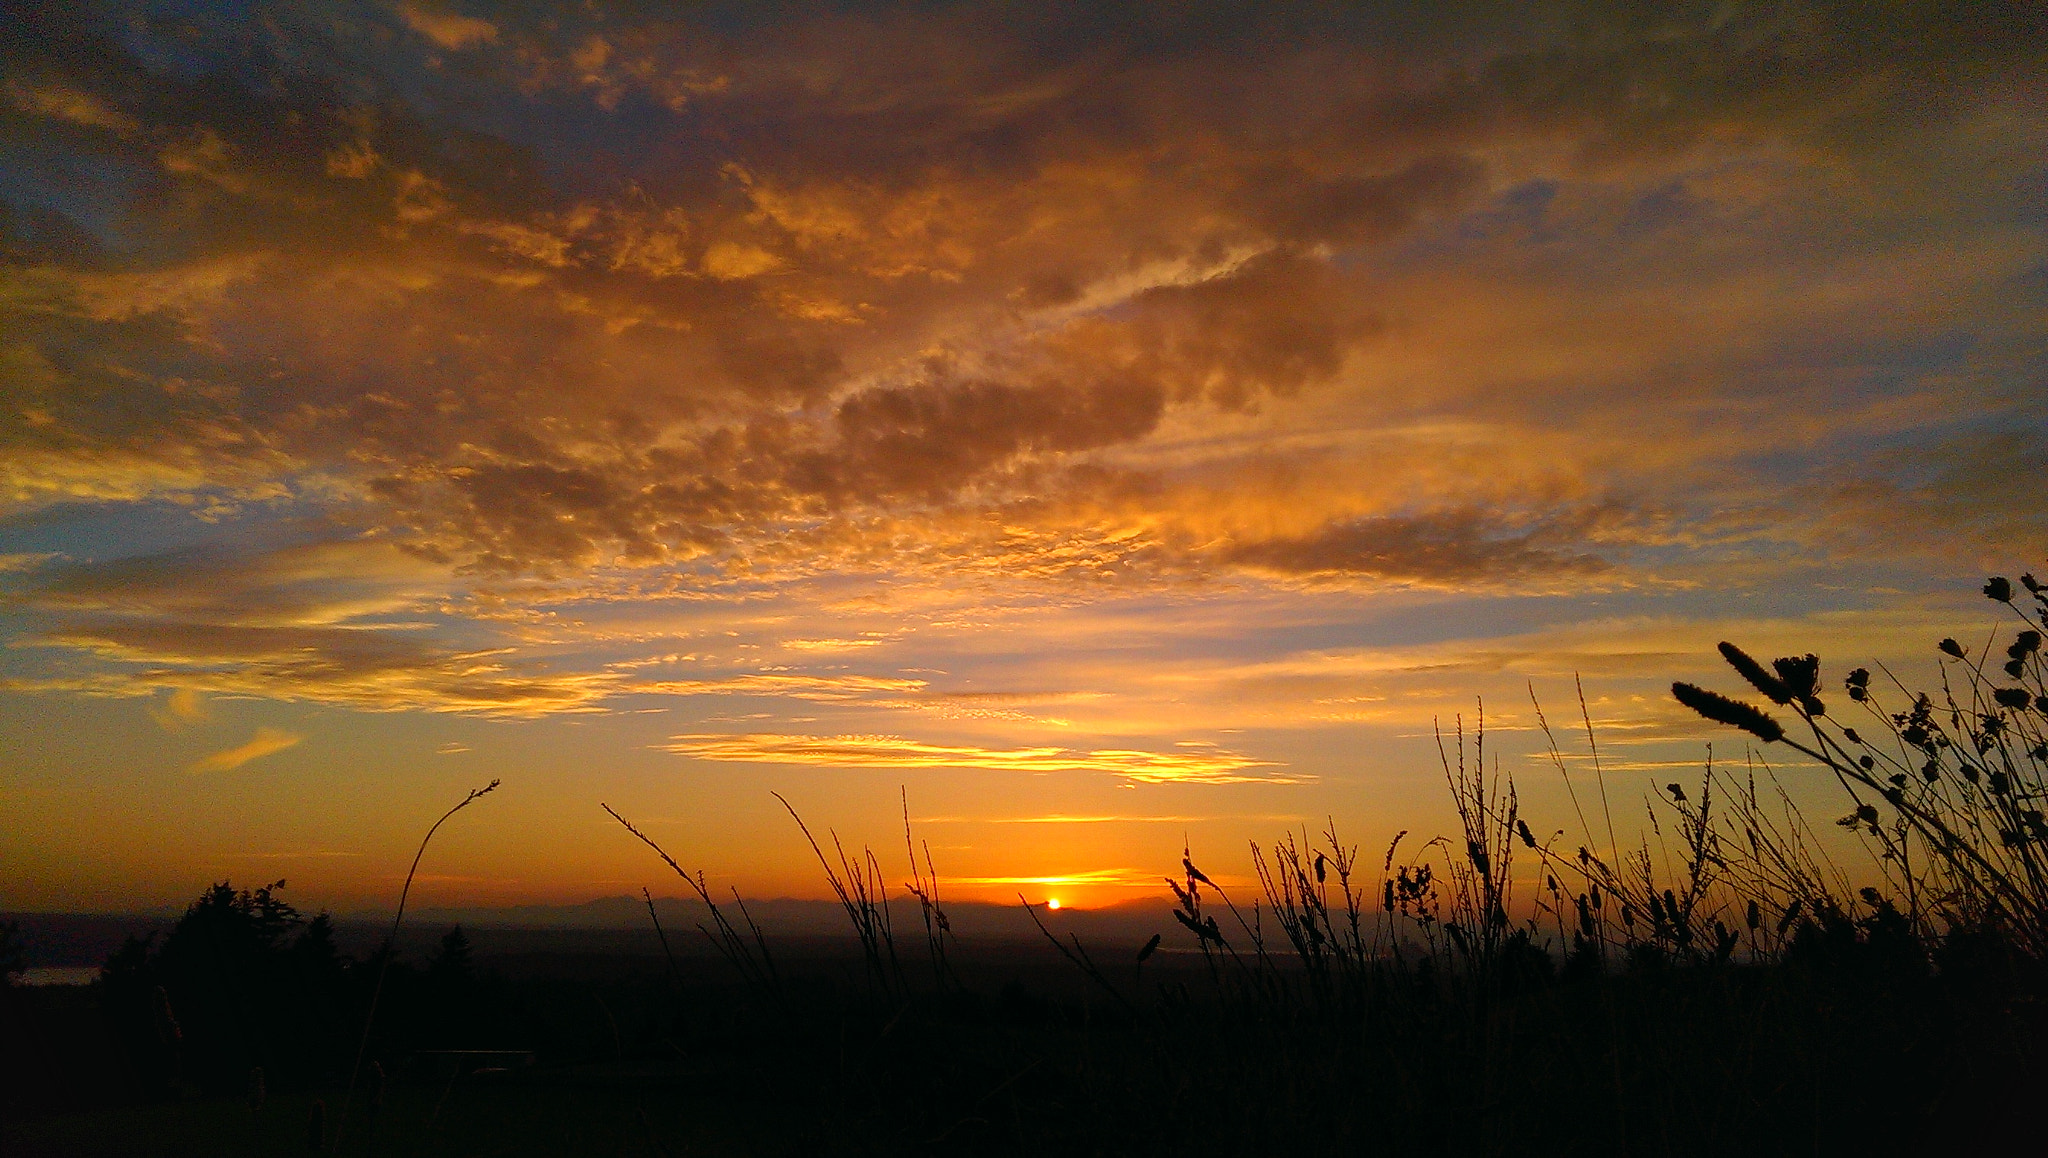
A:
<box><xmin>3</xmin><ymin>1</ymin><xmax>2045</xmax><ymax>917</ymax></box>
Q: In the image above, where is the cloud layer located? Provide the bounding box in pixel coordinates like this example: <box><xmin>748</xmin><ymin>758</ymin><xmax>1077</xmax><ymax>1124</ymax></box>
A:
<box><xmin>1</xmin><ymin>0</ymin><xmax>2043</xmax><ymax>734</ymax></box>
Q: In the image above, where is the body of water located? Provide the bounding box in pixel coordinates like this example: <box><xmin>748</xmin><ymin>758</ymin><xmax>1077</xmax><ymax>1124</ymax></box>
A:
<box><xmin>17</xmin><ymin>966</ymin><xmax>98</xmax><ymax>986</ymax></box>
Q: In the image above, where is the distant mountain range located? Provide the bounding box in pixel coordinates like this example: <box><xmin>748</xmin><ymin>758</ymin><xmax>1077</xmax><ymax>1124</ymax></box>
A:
<box><xmin>366</xmin><ymin>893</ymin><xmax>1173</xmax><ymax>943</ymax></box>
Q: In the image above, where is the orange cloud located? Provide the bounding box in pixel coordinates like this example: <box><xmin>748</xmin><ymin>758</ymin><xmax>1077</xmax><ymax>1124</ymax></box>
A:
<box><xmin>939</xmin><ymin>868</ymin><xmax>1160</xmax><ymax>889</ymax></box>
<box><xmin>631</xmin><ymin>674</ymin><xmax>928</xmax><ymax>701</ymax></box>
<box><xmin>188</xmin><ymin>727</ymin><xmax>303</xmax><ymax>773</ymax></box>
<box><xmin>148</xmin><ymin>688</ymin><xmax>210</xmax><ymax>731</ymax></box>
<box><xmin>395</xmin><ymin>3</ymin><xmax>498</xmax><ymax>51</ymax></box>
<box><xmin>659</xmin><ymin>733</ymin><xmax>1294</xmax><ymax>784</ymax></box>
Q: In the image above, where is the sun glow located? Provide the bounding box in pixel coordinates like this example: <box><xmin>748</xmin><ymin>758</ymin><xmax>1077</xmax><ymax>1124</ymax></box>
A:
<box><xmin>1046</xmin><ymin>898</ymin><xmax>1061</xmax><ymax>910</ymax></box>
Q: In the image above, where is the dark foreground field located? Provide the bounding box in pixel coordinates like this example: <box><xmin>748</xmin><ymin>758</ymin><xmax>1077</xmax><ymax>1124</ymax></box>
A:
<box><xmin>5</xmin><ymin>917</ymin><xmax>2043</xmax><ymax>1157</ymax></box>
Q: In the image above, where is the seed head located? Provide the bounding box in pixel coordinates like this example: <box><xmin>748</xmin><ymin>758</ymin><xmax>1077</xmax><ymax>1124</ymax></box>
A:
<box><xmin>1985</xmin><ymin>577</ymin><xmax>2014</xmax><ymax>603</ymax></box>
<box><xmin>1719</xmin><ymin>642</ymin><xmax>1791</xmax><ymax>704</ymax></box>
<box><xmin>1672</xmin><ymin>682</ymin><xmax>1784</xmax><ymax>743</ymax></box>
<box><xmin>1467</xmin><ymin>840</ymin><xmax>1490</xmax><ymax>878</ymax></box>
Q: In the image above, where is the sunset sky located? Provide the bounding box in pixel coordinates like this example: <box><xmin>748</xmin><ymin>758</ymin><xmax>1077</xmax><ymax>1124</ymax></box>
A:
<box><xmin>3</xmin><ymin>2</ymin><xmax>2044</xmax><ymax>916</ymax></box>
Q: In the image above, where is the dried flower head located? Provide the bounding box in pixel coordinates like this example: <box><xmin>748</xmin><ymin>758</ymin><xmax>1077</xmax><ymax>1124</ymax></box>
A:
<box><xmin>1672</xmin><ymin>682</ymin><xmax>1785</xmax><ymax>743</ymax></box>
<box><xmin>1719</xmin><ymin>641</ymin><xmax>1791</xmax><ymax>704</ymax></box>
<box><xmin>1771</xmin><ymin>654</ymin><xmax>1821</xmax><ymax>701</ymax></box>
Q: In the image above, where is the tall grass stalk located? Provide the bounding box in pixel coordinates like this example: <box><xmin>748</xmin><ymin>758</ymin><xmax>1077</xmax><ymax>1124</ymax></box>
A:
<box><xmin>900</xmin><ymin>789</ymin><xmax>957</xmax><ymax>992</ymax></box>
<box><xmin>602</xmin><ymin>803</ymin><xmax>781</xmax><ymax>1002</ymax></box>
<box><xmin>331</xmin><ymin>778</ymin><xmax>498</xmax><ymax>1152</ymax></box>
<box><xmin>774</xmin><ymin>792</ymin><xmax>904</xmax><ymax>1000</ymax></box>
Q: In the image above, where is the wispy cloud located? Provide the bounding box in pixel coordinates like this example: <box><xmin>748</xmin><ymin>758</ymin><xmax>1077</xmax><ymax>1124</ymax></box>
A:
<box><xmin>781</xmin><ymin>636</ymin><xmax>893</xmax><ymax>651</ymax></box>
<box><xmin>630</xmin><ymin>674</ymin><xmax>928</xmax><ymax>701</ymax></box>
<box><xmin>939</xmin><ymin>868</ymin><xmax>1161</xmax><ymax>888</ymax></box>
<box><xmin>659</xmin><ymin>734</ymin><xmax>1295</xmax><ymax>784</ymax></box>
<box><xmin>914</xmin><ymin>814</ymin><xmax>1306</xmax><ymax>825</ymax></box>
<box><xmin>188</xmin><ymin>727</ymin><xmax>303</xmax><ymax>773</ymax></box>
<box><xmin>147</xmin><ymin>687</ymin><xmax>210</xmax><ymax>731</ymax></box>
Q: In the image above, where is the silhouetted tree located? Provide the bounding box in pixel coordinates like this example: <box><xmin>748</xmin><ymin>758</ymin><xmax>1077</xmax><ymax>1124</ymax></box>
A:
<box><xmin>100</xmin><ymin>880</ymin><xmax>359</xmax><ymax>1095</ymax></box>
<box><xmin>429</xmin><ymin>925</ymin><xmax>473</xmax><ymax>987</ymax></box>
